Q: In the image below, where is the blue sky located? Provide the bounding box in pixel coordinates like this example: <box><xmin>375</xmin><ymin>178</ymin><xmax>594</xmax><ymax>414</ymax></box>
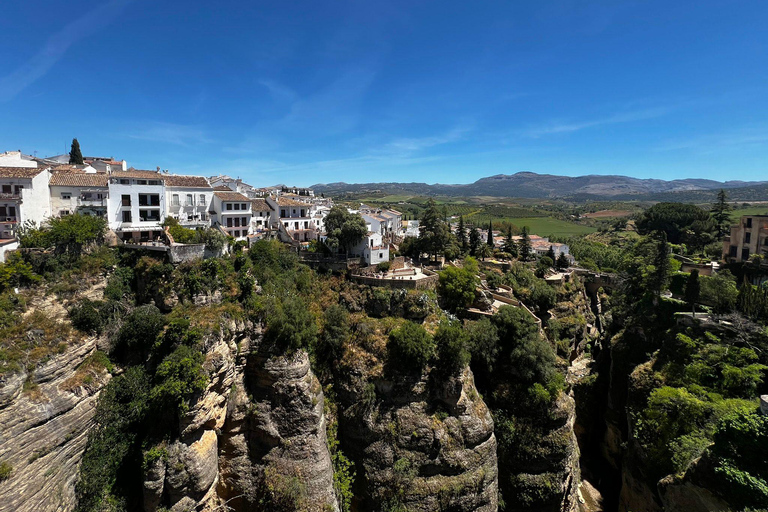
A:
<box><xmin>1</xmin><ymin>0</ymin><xmax>767</xmax><ymax>186</ymax></box>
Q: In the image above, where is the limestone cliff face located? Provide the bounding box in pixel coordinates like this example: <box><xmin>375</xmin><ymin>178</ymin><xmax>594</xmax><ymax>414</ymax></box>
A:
<box><xmin>0</xmin><ymin>335</ymin><xmax>110</xmax><ymax>512</ymax></box>
<box><xmin>142</xmin><ymin>320</ymin><xmax>339</xmax><ymax>512</ymax></box>
<box><xmin>340</xmin><ymin>366</ymin><xmax>498</xmax><ymax>512</ymax></box>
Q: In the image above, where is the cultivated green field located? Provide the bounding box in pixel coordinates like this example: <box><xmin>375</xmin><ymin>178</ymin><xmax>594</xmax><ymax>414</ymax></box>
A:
<box><xmin>729</xmin><ymin>205</ymin><xmax>768</xmax><ymax>221</ymax></box>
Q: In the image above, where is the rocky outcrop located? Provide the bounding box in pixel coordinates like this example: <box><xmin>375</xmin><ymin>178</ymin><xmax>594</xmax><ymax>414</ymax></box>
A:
<box><xmin>0</xmin><ymin>335</ymin><xmax>110</xmax><ymax>512</ymax></box>
<box><xmin>341</xmin><ymin>366</ymin><xmax>498</xmax><ymax>512</ymax></box>
<box><xmin>216</xmin><ymin>341</ymin><xmax>339</xmax><ymax>512</ymax></box>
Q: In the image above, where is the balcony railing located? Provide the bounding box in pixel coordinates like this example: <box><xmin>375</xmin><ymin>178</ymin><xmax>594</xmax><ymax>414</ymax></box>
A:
<box><xmin>0</xmin><ymin>193</ymin><xmax>21</xmax><ymax>201</ymax></box>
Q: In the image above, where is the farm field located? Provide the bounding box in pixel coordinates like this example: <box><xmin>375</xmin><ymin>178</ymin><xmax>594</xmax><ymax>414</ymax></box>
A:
<box><xmin>582</xmin><ymin>209</ymin><xmax>633</xmax><ymax>218</ymax></box>
<box><xmin>729</xmin><ymin>204</ymin><xmax>768</xmax><ymax>221</ymax></box>
<box><xmin>469</xmin><ymin>216</ymin><xmax>597</xmax><ymax>237</ymax></box>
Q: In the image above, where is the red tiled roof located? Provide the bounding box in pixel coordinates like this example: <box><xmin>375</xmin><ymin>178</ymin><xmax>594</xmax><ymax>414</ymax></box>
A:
<box><xmin>277</xmin><ymin>197</ymin><xmax>306</xmax><ymax>207</ymax></box>
<box><xmin>214</xmin><ymin>191</ymin><xmax>250</xmax><ymax>202</ymax></box>
<box><xmin>0</xmin><ymin>167</ymin><xmax>45</xmax><ymax>178</ymax></box>
<box><xmin>164</xmin><ymin>175</ymin><xmax>211</xmax><ymax>188</ymax></box>
<box><xmin>251</xmin><ymin>199</ymin><xmax>270</xmax><ymax>211</ymax></box>
<box><xmin>110</xmin><ymin>169</ymin><xmax>165</xmax><ymax>180</ymax></box>
<box><xmin>50</xmin><ymin>172</ymin><xmax>108</xmax><ymax>187</ymax></box>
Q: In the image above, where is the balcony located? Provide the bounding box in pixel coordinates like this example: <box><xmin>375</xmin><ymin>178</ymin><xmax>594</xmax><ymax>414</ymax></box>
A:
<box><xmin>78</xmin><ymin>197</ymin><xmax>106</xmax><ymax>206</ymax></box>
<box><xmin>0</xmin><ymin>193</ymin><xmax>21</xmax><ymax>201</ymax></box>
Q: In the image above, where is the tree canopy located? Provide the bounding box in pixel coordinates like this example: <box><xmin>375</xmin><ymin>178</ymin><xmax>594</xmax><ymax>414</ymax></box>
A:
<box><xmin>636</xmin><ymin>202</ymin><xmax>715</xmax><ymax>248</ymax></box>
<box><xmin>418</xmin><ymin>199</ymin><xmax>451</xmax><ymax>263</ymax></box>
<box><xmin>323</xmin><ymin>206</ymin><xmax>367</xmax><ymax>255</ymax></box>
<box><xmin>69</xmin><ymin>138</ymin><xmax>84</xmax><ymax>165</ymax></box>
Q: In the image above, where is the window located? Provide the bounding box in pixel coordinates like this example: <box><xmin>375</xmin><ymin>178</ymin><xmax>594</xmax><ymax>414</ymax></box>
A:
<box><xmin>234</xmin><ymin>203</ymin><xmax>240</xmax><ymax>211</ymax></box>
<box><xmin>119</xmin><ymin>179</ymin><xmax>129</xmax><ymax>185</ymax></box>
<box><xmin>747</xmin><ymin>218</ymin><xmax>753</xmax><ymax>228</ymax></box>
<box><xmin>200</xmin><ymin>213</ymin><xmax>207</xmax><ymax>221</ymax></box>
<box><xmin>742</xmin><ymin>248</ymin><xmax>750</xmax><ymax>260</ymax></box>
<box><xmin>137</xmin><ymin>180</ymin><xmax>147</xmax><ymax>185</ymax></box>
<box><xmin>234</xmin><ymin>218</ymin><xmax>240</xmax><ymax>227</ymax></box>
<box><xmin>8</xmin><ymin>207</ymin><xmax>15</xmax><ymax>217</ymax></box>
<box><xmin>242</xmin><ymin>203</ymin><xmax>248</xmax><ymax>210</ymax></box>
<box><xmin>0</xmin><ymin>207</ymin><xmax>5</xmax><ymax>217</ymax></box>
<box><xmin>226</xmin><ymin>203</ymin><xmax>233</xmax><ymax>210</ymax></box>
<box><xmin>281</xmin><ymin>209</ymin><xmax>287</xmax><ymax>217</ymax></box>
<box><xmin>234</xmin><ymin>230</ymin><xmax>240</xmax><ymax>238</ymax></box>
<box><xmin>122</xmin><ymin>194</ymin><xmax>131</xmax><ymax>206</ymax></box>
<box><xmin>14</xmin><ymin>185</ymin><xmax>23</xmax><ymax>195</ymax></box>
<box><xmin>745</xmin><ymin>232</ymin><xmax>751</xmax><ymax>244</ymax></box>
<box><xmin>186</xmin><ymin>194</ymin><xmax>193</xmax><ymax>206</ymax></box>
<box><xmin>61</xmin><ymin>210</ymin><xmax>70</xmax><ymax>216</ymax></box>
<box><xmin>242</xmin><ymin>217</ymin><xmax>247</xmax><ymax>226</ymax></box>
<box><xmin>1</xmin><ymin>185</ymin><xmax>10</xmax><ymax>194</ymax></box>
<box><xmin>172</xmin><ymin>194</ymin><xmax>180</xmax><ymax>206</ymax></box>
<box><xmin>139</xmin><ymin>209</ymin><xmax>160</xmax><ymax>222</ymax></box>
<box><xmin>139</xmin><ymin>194</ymin><xmax>160</xmax><ymax>206</ymax></box>
<box><xmin>199</xmin><ymin>194</ymin><xmax>206</xmax><ymax>205</ymax></box>
<box><xmin>301</xmin><ymin>209</ymin><xmax>305</xmax><ymax>217</ymax></box>
<box><xmin>122</xmin><ymin>211</ymin><xmax>132</xmax><ymax>222</ymax></box>
<box><xmin>226</xmin><ymin>218</ymin><xmax>233</xmax><ymax>227</ymax></box>
<box><xmin>148</xmin><ymin>180</ymin><xmax>160</xmax><ymax>185</ymax></box>
<box><xmin>379</xmin><ymin>253</ymin><xmax>383</xmax><ymax>259</ymax></box>
<box><xmin>61</xmin><ymin>193</ymin><xmax>71</xmax><ymax>200</ymax></box>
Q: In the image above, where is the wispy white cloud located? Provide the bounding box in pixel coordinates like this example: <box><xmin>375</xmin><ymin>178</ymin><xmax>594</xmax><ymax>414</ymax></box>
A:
<box><xmin>655</xmin><ymin>126</ymin><xmax>768</xmax><ymax>152</ymax></box>
<box><xmin>0</xmin><ymin>0</ymin><xmax>132</xmax><ymax>102</ymax></box>
<box><xmin>125</xmin><ymin>121</ymin><xmax>213</xmax><ymax>147</ymax></box>
<box><xmin>523</xmin><ymin>106</ymin><xmax>669</xmax><ymax>137</ymax></box>
<box><xmin>379</xmin><ymin>125</ymin><xmax>473</xmax><ymax>156</ymax></box>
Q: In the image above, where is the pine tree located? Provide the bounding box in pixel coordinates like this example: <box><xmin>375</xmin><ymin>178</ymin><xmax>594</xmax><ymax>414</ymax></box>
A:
<box><xmin>468</xmin><ymin>225</ymin><xmax>481</xmax><ymax>257</ymax></box>
<box><xmin>487</xmin><ymin>221</ymin><xmax>494</xmax><ymax>247</ymax></box>
<box><xmin>685</xmin><ymin>269</ymin><xmax>700</xmax><ymax>315</ymax></box>
<box><xmin>711</xmin><ymin>189</ymin><xmax>731</xmax><ymax>238</ymax></box>
<box><xmin>69</xmin><ymin>138</ymin><xmax>84</xmax><ymax>165</ymax></box>
<box><xmin>518</xmin><ymin>226</ymin><xmax>532</xmax><ymax>261</ymax></box>
<box><xmin>456</xmin><ymin>216</ymin><xmax>468</xmax><ymax>254</ymax></box>
<box><xmin>503</xmin><ymin>226</ymin><xmax>517</xmax><ymax>258</ymax></box>
<box><xmin>649</xmin><ymin>231</ymin><xmax>671</xmax><ymax>296</ymax></box>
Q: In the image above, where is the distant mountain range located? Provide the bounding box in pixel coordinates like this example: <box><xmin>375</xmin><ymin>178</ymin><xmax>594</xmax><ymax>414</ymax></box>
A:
<box><xmin>312</xmin><ymin>172</ymin><xmax>768</xmax><ymax>201</ymax></box>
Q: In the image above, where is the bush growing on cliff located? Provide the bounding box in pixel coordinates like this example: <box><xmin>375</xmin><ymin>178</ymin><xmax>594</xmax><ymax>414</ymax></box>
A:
<box><xmin>465</xmin><ymin>317</ymin><xmax>500</xmax><ymax>375</ymax></box>
<box><xmin>150</xmin><ymin>345</ymin><xmax>208</xmax><ymax>414</ymax></box>
<box><xmin>318</xmin><ymin>304</ymin><xmax>350</xmax><ymax>362</ymax></box>
<box><xmin>264</xmin><ymin>295</ymin><xmax>318</xmax><ymax>354</ymax></box>
<box><xmin>434</xmin><ymin>321</ymin><xmax>470</xmax><ymax>376</ymax></box>
<box><xmin>69</xmin><ymin>299</ymin><xmax>105</xmax><ymax>334</ymax></box>
<box><xmin>388</xmin><ymin>321</ymin><xmax>434</xmax><ymax>373</ymax></box>
<box><xmin>112</xmin><ymin>304</ymin><xmax>165</xmax><ymax>361</ymax></box>
<box><xmin>437</xmin><ymin>257</ymin><xmax>478</xmax><ymax>312</ymax></box>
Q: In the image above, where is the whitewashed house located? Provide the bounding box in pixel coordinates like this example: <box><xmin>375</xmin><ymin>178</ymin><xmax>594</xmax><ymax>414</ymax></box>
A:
<box><xmin>0</xmin><ymin>166</ymin><xmax>52</xmax><ymax>261</ymax></box>
<box><xmin>267</xmin><ymin>196</ymin><xmax>317</xmax><ymax>242</ymax></box>
<box><xmin>49</xmin><ymin>169</ymin><xmax>109</xmax><ymax>218</ymax></box>
<box><xmin>250</xmin><ymin>198</ymin><xmax>273</xmax><ymax>231</ymax></box>
<box><xmin>211</xmin><ymin>190</ymin><xmax>252</xmax><ymax>240</ymax></box>
<box><xmin>0</xmin><ymin>150</ymin><xmax>37</xmax><ymax>168</ymax></box>
<box><xmin>165</xmin><ymin>175</ymin><xmax>212</xmax><ymax>228</ymax></box>
<box><xmin>350</xmin><ymin>231</ymin><xmax>389</xmax><ymax>266</ymax></box>
<box><xmin>107</xmin><ymin>169</ymin><xmax>166</xmax><ymax>242</ymax></box>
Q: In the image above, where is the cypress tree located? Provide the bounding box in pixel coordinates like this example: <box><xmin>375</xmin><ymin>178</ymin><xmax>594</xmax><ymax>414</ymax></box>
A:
<box><xmin>649</xmin><ymin>231</ymin><xmax>671</xmax><ymax>296</ymax></box>
<box><xmin>456</xmin><ymin>216</ymin><xmax>468</xmax><ymax>254</ymax></box>
<box><xmin>518</xmin><ymin>226</ymin><xmax>532</xmax><ymax>261</ymax></box>
<box><xmin>503</xmin><ymin>226</ymin><xmax>517</xmax><ymax>258</ymax></box>
<box><xmin>556</xmin><ymin>252</ymin><xmax>569</xmax><ymax>270</ymax></box>
<box><xmin>468</xmin><ymin>225</ymin><xmax>481</xmax><ymax>257</ymax></box>
<box><xmin>711</xmin><ymin>189</ymin><xmax>731</xmax><ymax>238</ymax></box>
<box><xmin>69</xmin><ymin>138</ymin><xmax>84</xmax><ymax>165</ymax></box>
<box><xmin>546</xmin><ymin>245</ymin><xmax>556</xmax><ymax>261</ymax></box>
<box><xmin>685</xmin><ymin>269</ymin><xmax>700</xmax><ymax>315</ymax></box>
<box><xmin>487</xmin><ymin>221</ymin><xmax>494</xmax><ymax>247</ymax></box>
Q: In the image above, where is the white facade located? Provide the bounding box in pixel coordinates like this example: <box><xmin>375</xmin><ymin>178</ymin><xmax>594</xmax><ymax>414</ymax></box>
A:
<box><xmin>165</xmin><ymin>176</ymin><xmax>213</xmax><ymax>228</ymax></box>
<box><xmin>107</xmin><ymin>171</ymin><xmax>166</xmax><ymax>240</ymax></box>
<box><xmin>0</xmin><ymin>168</ymin><xmax>52</xmax><ymax>241</ymax></box>
<box><xmin>267</xmin><ymin>196</ymin><xmax>319</xmax><ymax>242</ymax></box>
<box><xmin>212</xmin><ymin>191</ymin><xmax>252</xmax><ymax>240</ymax></box>
<box><xmin>0</xmin><ymin>151</ymin><xmax>37</xmax><ymax>168</ymax></box>
<box><xmin>49</xmin><ymin>171</ymin><xmax>108</xmax><ymax>218</ymax></box>
<box><xmin>351</xmin><ymin>231</ymin><xmax>390</xmax><ymax>265</ymax></box>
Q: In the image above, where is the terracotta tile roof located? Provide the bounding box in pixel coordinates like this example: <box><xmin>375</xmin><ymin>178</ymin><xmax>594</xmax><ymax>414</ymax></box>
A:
<box><xmin>251</xmin><ymin>199</ymin><xmax>270</xmax><ymax>211</ymax></box>
<box><xmin>277</xmin><ymin>197</ymin><xmax>306</xmax><ymax>207</ymax></box>
<box><xmin>50</xmin><ymin>172</ymin><xmax>108</xmax><ymax>187</ymax></box>
<box><xmin>110</xmin><ymin>169</ymin><xmax>165</xmax><ymax>180</ymax></box>
<box><xmin>0</xmin><ymin>167</ymin><xmax>46</xmax><ymax>178</ymax></box>
<box><xmin>213</xmin><ymin>185</ymin><xmax>232</xmax><ymax>191</ymax></box>
<box><xmin>214</xmin><ymin>191</ymin><xmax>250</xmax><ymax>202</ymax></box>
<box><xmin>164</xmin><ymin>175</ymin><xmax>211</xmax><ymax>188</ymax></box>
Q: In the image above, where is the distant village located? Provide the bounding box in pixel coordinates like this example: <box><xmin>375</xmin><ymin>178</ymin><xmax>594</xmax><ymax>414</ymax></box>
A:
<box><xmin>0</xmin><ymin>148</ymin><xmax>574</xmax><ymax>266</ymax></box>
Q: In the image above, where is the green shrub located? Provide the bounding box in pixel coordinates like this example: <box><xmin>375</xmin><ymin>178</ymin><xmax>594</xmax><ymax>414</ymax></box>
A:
<box><xmin>104</xmin><ymin>267</ymin><xmax>133</xmax><ymax>301</ymax></box>
<box><xmin>69</xmin><ymin>299</ymin><xmax>104</xmax><ymax>334</ymax></box>
<box><xmin>0</xmin><ymin>460</ymin><xmax>12</xmax><ymax>481</ymax></box>
<box><xmin>150</xmin><ymin>345</ymin><xmax>208</xmax><ymax>414</ymax></box>
<box><xmin>112</xmin><ymin>304</ymin><xmax>165</xmax><ymax>360</ymax></box>
<box><xmin>437</xmin><ymin>260</ymin><xmax>478</xmax><ymax>312</ymax></box>
<box><xmin>388</xmin><ymin>322</ymin><xmax>434</xmax><ymax>373</ymax></box>
<box><xmin>434</xmin><ymin>322</ymin><xmax>470</xmax><ymax>375</ymax></box>
<box><xmin>264</xmin><ymin>295</ymin><xmax>318</xmax><ymax>354</ymax></box>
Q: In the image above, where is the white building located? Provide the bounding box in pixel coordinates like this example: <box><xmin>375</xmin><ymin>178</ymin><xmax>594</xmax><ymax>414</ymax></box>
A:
<box><xmin>0</xmin><ymin>151</ymin><xmax>37</xmax><ymax>168</ymax></box>
<box><xmin>49</xmin><ymin>169</ymin><xmax>109</xmax><ymax>218</ymax></box>
<box><xmin>165</xmin><ymin>175</ymin><xmax>213</xmax><ymax>228</ymax></box>
<box><xmin>250</xmin><ymin>198</ymin><xmax>273</xmax><ymax>231</ymax></box>
<box><xmin>0</xmin><ymin>167</ymin><xmax>52</xmax><ymax>261</ymax></box>
<box><xmin>107</xmin><ymin>169</ymin><xmax>167</xmax><ymax>242</ymax></box>
<box><xmin>350</xmin><ymin>231</ymin><xmax>389</xmax><ymax>266</ymax></box>
<box><xmin>267</xmin><ymin>196</ymin><xmax>318</xmax><ymax>242</ymax></box>
<box><xmin>211</xmin><ymin>190</ymin><xmax>252</xmax><ymax>240</ymax></box>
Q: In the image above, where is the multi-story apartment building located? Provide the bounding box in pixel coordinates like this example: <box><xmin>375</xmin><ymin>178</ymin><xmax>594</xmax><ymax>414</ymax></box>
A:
<box><xmin>211</xmin><ymin>190</ymin><xmax>252</xmax><ymax>240</ymax></box>
<box><xmin>723</xmin><ymin>215</ymin><xmax>768</xmax><ymax>263</ymax></box>
<box><xmin>0</xmin><ymin>150</ymin><xmax>38</xmax><ymax>168</ymax></box>
<box><xmin>165</xmin><ymin>175</ymin><xmax>212</xmax><ymax>228</ymax></box>
<box><xmin>250</xmin><ymin>198</ymin><xmax>273</xmax><ymax>231</ymax></box>
<box><xmin>267</xmin><ymin>196</ymin><xmax>318</xmax><ymax>242</ymax></box>
<box><xmin>49</xmin><ymin>167</ymin><xmax>109</xmax><ymax>217</ymax></box>
<box><xmin>106</xmin><ymin>169</ymin><xmax>166</xmax><ymax>242</ymax></box>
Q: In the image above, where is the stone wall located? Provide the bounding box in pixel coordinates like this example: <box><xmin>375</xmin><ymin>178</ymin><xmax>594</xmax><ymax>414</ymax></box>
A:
<box><xmin>168</xmin><ymin>243</ymin><xmax>205</xmax><ymax>263</ymax></box>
